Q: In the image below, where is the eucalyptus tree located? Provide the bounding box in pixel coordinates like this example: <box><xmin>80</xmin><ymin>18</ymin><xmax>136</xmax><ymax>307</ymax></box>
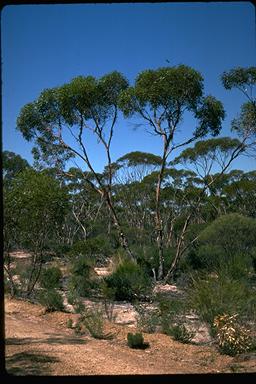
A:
<box><xmin>16</xmin><ymin>71</ymin><xmax>136</xmax><ymax>259</ymax></box>
<box><xmin>223</xmin><ymin>171</ymin><xmax>256</xmax><ymax>218</ymax></box>
<box><xmin>4</xmin><ymin>169</ymin><xmax>69</xmax><ymax>296</ymax></box>
<box><xmin>222</xmin><ymin>66</ymin><xmax>256</xmax><ymax>156</ymax></box>
<box><xmin>118</xmin><ymin>65</ymin><xmax>225</xmax><ymax>279</ymax></box>
<box><xmin>111</xmin><ymin>151</ymin><xmax>162</xmax><ymax>184</ymax></box>
<box><xmin>164</xmin><ymin>137</ymin><xmax>246</xmax><ymax>281</ymax></box>
<box><xmin>62</xmin><ymin>167</ymin><xmax>106</xmax><ymax>244</ymax></box>
<box><xmin>2</xmin><ymin>150</ymin><xmax>30</xmax><ymax>183</ymax></box>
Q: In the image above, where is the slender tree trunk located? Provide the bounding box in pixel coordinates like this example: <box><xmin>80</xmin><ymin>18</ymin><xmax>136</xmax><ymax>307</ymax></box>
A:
<box><xmin>163</xmin><ymin>213</ymin><xmax>191</xmax><ymax>283</ymax></box>
<box><xmin>155</xmin><ymin>138</ymin><xmax>169</xmax><ymax>280</ymax></box>
<box><xmin>4</xmin><ymin>264</ymin><xmax>16</xmax><ymax>298</ymax></box>
<box><xmin>104</xmin><ymin>191</ymin><xmax>136</xmax><ymax>261</ymax></box>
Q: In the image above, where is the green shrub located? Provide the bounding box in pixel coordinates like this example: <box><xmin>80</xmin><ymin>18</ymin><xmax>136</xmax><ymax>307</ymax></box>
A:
<box><xmin>187</xmin><ymin>272</ymin><xmax>256</xmax><ymax>327</ymax></box>
<box><xmin>77</xmin><ymin>306</ymin><xmax>113</xmax><ymax>339</ymax></box>
<box><xmin>104</xmin><ymin>258</ymin><xmax>151</xmax><ymax>301</ymax></box>
<box><xmin>66</xmin><ymin>318</ymin><xmax>73</xmax><ymax>328</ymax></box>
<box><xmin>195</xmin><ymin>213</ymin><xmax>256</xmax><ymax>276</ymax></box>
<box><xmin>134</xmin><ymin>303</ymin><xmax>160</xmax><ymax>333</ymax></box>
<box><xmin>40</xmin><ymin>266</ymin><xmax>62</xmax><ymax>289</ymax></box>
<box><xmin>168</xmin><ymin>324</ymin><xmax>195</xmax><ymax>344</ymax></box>
<box><xmin>68</xmin><ymin>236</ymin><xmax>113</xmax><ymax>264</ymax></box>
<box><xmin>214</xmin><ymin>314</ymin><xmax>253</xmax><ymax>356</ymax></box>
<box><xmin>67</xmin><ymin>256</ymin><xmax>96</xmax><ymax>297</ymax></box>
<box><xmin>127</xmin><ymin>332</ymin><xmax>149</xmax><ymax>349</ymax></box>
<box><xmin>156</xmin><ymin>295</ymin><xmax>186</xmax><ymax>335</ymax></box>
<box><xmin>38</xmin><ymin>289</ymin><xmax>64</xmax><ymax>312</ymax></box>
<box><xmin>66</xmin><ymin>290</ymin><xmax>85</xmax><ymax>313</ymax></box>
<box><xmin>101</xmin><ymin>282</ymin><xmax>117</xmax><ymax>322</ymax></box>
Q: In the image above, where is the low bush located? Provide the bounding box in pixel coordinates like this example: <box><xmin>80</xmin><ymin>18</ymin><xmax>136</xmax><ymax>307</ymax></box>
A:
<box><xmin>101</xmin><ymin>282</ymin><xmax>117</xmax><ymax>322</ymax></box>
<box><xmin>134</xmin><ymin>303</ymin><xmax>160</xmax><ymax>333</ymax></box>
<box><xmin>127</xmin><ymin>332</ymin><xmax>149</xmax><ymax>349</ymax></box>
<box><xmin>104</xmin><ymin>258</ymin><xmax>152</xmax><ymax>301</ymax></box>
<box><xmin>66</xmin><ymin>318</ymin><xmax>73</xmax><ymax>328</ymax></box>
<box><xmin>213</xmin><ymin>314</ymin><xmax>253</xmax><ymax>356</ymax></box>
<box><xmin>168</xmin><ymin>324</ymin><xmax>195</xmax><ymax>344</ymax></box>
<box><xmin>40</xmin><ymin>266</ymin><xmax>62</xmax><ymax>289</ymax></box>
<box><xmin>37</xmin><ymin>289</ymin><xmax>64</xmax><ymax>312</ymax></box>
<box><xmin>156</xmin><ymin>295</ymin><xmax>186</xmax><ymax>335</ymax></box>
<box><xmin>67</xmin><ymin>236</ymin><xmax>113</xmax><ymax>265</ymax></box>
<box><xmin>67</xmin><ymin>256</ymin><xmax>97</xmax><ymax>297</ymax></box>
<box><xmin>76</xmin><ymin>306</ymin><xmax>113</xmax><ymax>340</ymax></box>
<box><xmin>187</xmin><ymin>272</ymin><xmax>256</xmax><ymax>328</ymax></box>
<box><xmin>66</xmin><ymin>290</ymin><xmax>85</xmax><ymax>313</ymax></box>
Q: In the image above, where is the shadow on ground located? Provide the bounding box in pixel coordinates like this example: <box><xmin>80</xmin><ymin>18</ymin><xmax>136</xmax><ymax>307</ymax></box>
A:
<box><xmin>6</xmin><ymin>335</ymin><xmax>86</xmax><ymax>346</ymax></box>
<box><xmin>5</xmin><ymin>352</ymin><xmax>59</xmax><ymax>375</ymax></box>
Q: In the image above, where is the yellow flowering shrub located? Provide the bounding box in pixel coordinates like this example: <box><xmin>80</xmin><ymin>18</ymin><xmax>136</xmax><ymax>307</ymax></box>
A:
<box><xmin>213</xmin><ymin>314</ymin><xmax>252</xmax><ymax>356</ymax></box>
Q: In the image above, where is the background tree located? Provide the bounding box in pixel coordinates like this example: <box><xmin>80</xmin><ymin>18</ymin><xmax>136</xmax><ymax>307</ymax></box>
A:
<box><xmin>4</xmin><ymin>169</ymin><xmax>69</xmax><ymax>296</ymax></box>
<box><xmin>118</xmin><ymin>65</ymin><xmax>225</xmax><ymax>279</ymax></box>
<box><xmin>222</xmin><ymin>66</ymin><xmax>256</xmax><ymax>156</ymax></box>
<box><xmin>16</xmin><ymin>71</ymin><xmax>137</xmax><ymax>260</ymax></box>
<box><xmin>2</xmin><ymin>150</ymin><xmax>30</xmax><ymax>183</ymax></box>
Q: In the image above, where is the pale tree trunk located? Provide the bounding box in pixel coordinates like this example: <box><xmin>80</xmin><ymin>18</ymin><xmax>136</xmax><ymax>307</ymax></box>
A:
<box><xmin>155</xmin><ymin>136</ymin><xmax>169</xmax><ymax>280</ymax></box>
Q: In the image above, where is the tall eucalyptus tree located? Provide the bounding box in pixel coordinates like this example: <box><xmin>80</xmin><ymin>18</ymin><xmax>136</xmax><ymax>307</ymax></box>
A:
<box><xmin>118</xmin><ymin>65</ymin><xmax>225</xmax><ymax>279</ymax></box>
<box><xmin>16</xmin><ymin>72</ymin><xmax>136</xmax><ymax>260</ymax></box>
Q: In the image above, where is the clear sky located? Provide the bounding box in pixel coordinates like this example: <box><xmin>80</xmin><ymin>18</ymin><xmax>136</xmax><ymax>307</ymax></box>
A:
<box><xmin>1</xmin><ymin>2</ymin><xmax>256</xmax><ymax>173</ymax></box>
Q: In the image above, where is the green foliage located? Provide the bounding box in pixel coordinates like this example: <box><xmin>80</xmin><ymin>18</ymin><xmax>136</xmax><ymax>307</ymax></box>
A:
<box><xmin>100</xmin><ymin>282</ymin><xmax>117</xmax><ymax>322</ymax></box>
<box><xmin>76</xmin><ymin>306</ymin><xmax>112</xmax><ymax>339</ymax></box>
<box><xmin>156</xmin><ymin>295</ymin><xmax>187</xmax><ymax>335</ymax></box>
<box><xmin>168</xmin><ymin>324</ymin><xmax>195</xmax><ymax>344</ymax></box>
<box><xmin>4</xmin><ymin>169</ymin><xmax>69</xmax><ymax>251</ymax></box>
<box><xmin>174</xmin><ymin>137</ymin><xmax>242</xmax><ymax>165</ymax></box>
<box><xmin>66</xmin><ymin>291</ymin><xmax>85</xmax><ymax>313</ymax></box>
<box><xmin>39</xmin><ymin>266</ymin><xmax>62</xmax><ymax>289</ymax></box>
<box><xmin>187</xmin><ymin>272</ymin><xmax>256</xmax><ymax>327</ymax></box>
<box><xmin>119</xmin><ymin>65</ymin><xmax>225</xmax><ymax>138</ymax></box>
<box><xmin>196</xmin><ymin>213</ymin><xmax>256</xmax><ymax>276</ymax></box>
<box><xmin>231</xmin><ymin>101</ymin><xmax>256</xmax><ymax>137</ymax></box>
<box><xmin>134</xmin><ymin>303</ymin><xmax>160</xmax><ymax>333</ymax></box>
<box><xmin>66</xmin><ymin>318</ymin><xmax>73</xmax><ymax>328</ymax></box>
<box><xmin>16</xmin><ymin>71</ymin><xmax>128</xmax><ymax>168</ymax></box>
<box><xmin>104</xmin><ymin>257</ymin><xmax>151</xmax><ymax>301</ymax></box>
<box><xmin>2</xmin><ymin>150</ymin><xmax>30</xmax><ymax>183</ymax></box>
<box><xmin>213</xmin><ymin>314</ymin><xmax>253</xmax><ymax>356</ymax></box>
<box><xmin>37</xmin><ymin>289</ymin><xmax>64</xmax><ymax>312</ymax></box>
<box><xmin>222</xmin><ymin>67</ymin><xmax>256</xmax><ymax>90</ymax></box>
<box><xmin>67</xmin><ymin>251</ymin><xmax>98</xmax><ymax>297</ymax></box>
<box><xmin>68</xmin><ymin>236</ymin><xmax>113</xmax><ymax>264</ymax></box>
<box><xmin>127</xmin><ymin>332</ymin><xmax>149</xmax><ymax>349</ymax></box>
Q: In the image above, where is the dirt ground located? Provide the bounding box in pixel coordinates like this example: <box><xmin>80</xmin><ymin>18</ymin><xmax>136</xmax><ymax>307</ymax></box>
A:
<box><xmin>4</xmin><ymin>296</ymin><xmax>256</xmax><ymax>376</ymax></box>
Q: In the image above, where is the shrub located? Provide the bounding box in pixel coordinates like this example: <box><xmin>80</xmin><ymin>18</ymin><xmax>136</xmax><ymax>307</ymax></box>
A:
<box><xmin>68</xmin><ymin>236</ymin><xmax>113</xmax><ymax>264</ymax></box>
<box><xmin>101</xmin><ymin>282</ymin><xmax>117</xmax><ymax>322</ymax></box>
<box><xmin>40</xmin><ymin>266</ymin><xmax>62</xmax><ymax>289</ymax></box>
<box><xmin>213</xmin><ymin>314</ymin><xmax>253</xmax><ymax>356</ymax></box>
<box><xmin>38</xmin><ymin>289</ymin><xmax>64</xmax><ymax>312</ymax></box>
<box><xmin>104</xmin><ymin>258</ymin><xmax>151</xmax><ymax>301</ymax></box>
<box><xmin>156</xmin><ymin>295</ymin><xmax>186</xmax><ymax>335</ymax></box>
<box><xmin>67</xmin><ymin>256</ymin><xmax>97</xmax><ymax>297</ymax></box>
<box><xmin>168</xmin><ymin>324</ymin><xmax>195</xmax><ymax>344</ymax></box>
<box><xmin>66</xmin><ymin>318</ymin><xmax>73</xmax><ymax>328</ymax></box>
<box><xmin>127</xmin><ymin>332</ymin><xmax>149</xmax><ymax>349</ymax></box>
<box><xmin>187</xmin><ymin>272</ymin><xmax>256</xmax><ymax>327</ymax></box>
<box><xmin>77</xmin><ymin>306</ymin><xmax>113</xmax><ymax>339</ymax></box>
<box><xmin>134</xmin><ymin>303</ymin><xmax>160</xmax><ymax>333</ymax></box>
<box><xmin>195</xmin><ymin>213</ymin><xmax>256</xmax><ymax>276</ymax></box>
<box><xmin>66</xmin><ymin>290</ymin><xmax>85</xmax><ymax>313</ymax></box>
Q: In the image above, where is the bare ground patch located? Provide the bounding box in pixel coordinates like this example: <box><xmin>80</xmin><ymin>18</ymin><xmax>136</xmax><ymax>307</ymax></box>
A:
<box><xmin>4</xmin><ymin>296</ymin><xmax>256</xmax><ymax>376</ymax></box>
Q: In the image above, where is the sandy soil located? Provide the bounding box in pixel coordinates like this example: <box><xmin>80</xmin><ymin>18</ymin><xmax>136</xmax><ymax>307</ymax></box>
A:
<box><xmin>4</xmin><ymin>296</ymin><xmax>256</xmax><ymax>376</ymax></box>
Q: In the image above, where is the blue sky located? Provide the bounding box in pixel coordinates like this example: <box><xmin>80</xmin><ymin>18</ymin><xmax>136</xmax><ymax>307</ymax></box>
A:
<box><xmin>1</xmin><ymin>2</ymin><xmax>256</xmax><ymax>173</ymax></box>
